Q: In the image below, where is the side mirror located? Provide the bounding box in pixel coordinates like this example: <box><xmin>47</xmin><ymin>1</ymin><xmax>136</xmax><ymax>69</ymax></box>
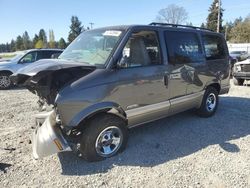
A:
<box><xmin>117</xmin><ymin>56</ymin><xmax>129</xmax><ymax>69</ymax></box>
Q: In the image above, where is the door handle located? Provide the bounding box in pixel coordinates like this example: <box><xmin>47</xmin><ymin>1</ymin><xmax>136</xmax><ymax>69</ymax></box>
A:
<box><xmin>164</xmin><ymin>75</ymin><xmax>169</xmax><ymax>88</ymax></box>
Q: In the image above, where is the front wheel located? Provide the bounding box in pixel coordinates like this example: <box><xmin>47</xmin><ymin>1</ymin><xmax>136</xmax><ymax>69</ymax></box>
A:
<box><xmin>0</xmin><ymin>72</ymin><xmax>12</xmax><ymax>89</ymax></box>
<box><xmin>79</xmin><ymin>113</ymin><xmax>128</xmax><ymax>162</ymax></box>
<box><xmin>196</xmin><ymin>87</ymin><xmax>219</xmax><ymax>118</ymax></box>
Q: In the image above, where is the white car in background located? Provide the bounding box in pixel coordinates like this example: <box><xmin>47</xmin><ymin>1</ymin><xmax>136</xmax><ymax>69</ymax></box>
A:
<box><xmin>0</xmin><ymin>49</ymin><xmax>63</xmax><ymax>89</ymax></box>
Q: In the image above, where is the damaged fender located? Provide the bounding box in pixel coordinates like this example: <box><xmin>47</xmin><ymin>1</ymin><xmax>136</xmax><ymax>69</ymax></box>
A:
<box><xmin>32</xmin><ymin>110</ymin><xmax>71</xmax><ymax>159</ymax></box>
<box><xmin>67</xmin><ymin>101</ymin><xmax>127</xmax><ymax>127</ymax></box>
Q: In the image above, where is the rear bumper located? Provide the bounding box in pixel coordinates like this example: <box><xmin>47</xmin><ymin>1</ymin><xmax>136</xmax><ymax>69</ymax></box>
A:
<box><xmin>32</xmin><ymin>110</ymin><xmax>71</xmax><ymax>159</ymax></box>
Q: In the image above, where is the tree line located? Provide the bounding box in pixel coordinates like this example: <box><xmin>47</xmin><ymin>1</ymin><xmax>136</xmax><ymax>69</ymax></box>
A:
<box><xmin>202</xmin><ymin>0</ymin><xmax>250</xmax><ymax>43</ymax></box>
<box><xmin>156</xmin><ymin>0</ymin><xmax>250</xmax><ymax>43</ymax></box>
<box><xmin>1</xmin><ymin>0</ymin><xmax>250</xmax><ymax>53</ymax></box>
<box><xmin>0</xmin><ymin>16</ymin><xmax>84</xmax><ymax>53</ymax></box>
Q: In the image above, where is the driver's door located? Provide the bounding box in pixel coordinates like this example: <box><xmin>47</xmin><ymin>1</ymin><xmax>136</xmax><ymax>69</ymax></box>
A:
<box><xmin>112</xmin><ymin>29</ymin><xmax>170</xmax><ymax>126</ymax></box>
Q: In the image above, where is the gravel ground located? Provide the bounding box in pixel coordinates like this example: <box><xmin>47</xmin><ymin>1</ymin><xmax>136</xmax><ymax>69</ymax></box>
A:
<box><xmin>0</xmin><ymin>81</ymin><xmax>250</xmax><ymax>188</ymax></box>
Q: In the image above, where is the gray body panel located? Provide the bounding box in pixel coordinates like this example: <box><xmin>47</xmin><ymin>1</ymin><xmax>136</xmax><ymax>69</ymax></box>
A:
<box><xmin>55</xmin><ymin>26</ymin><xmax>230</xmax><ymax>128</ymax></box>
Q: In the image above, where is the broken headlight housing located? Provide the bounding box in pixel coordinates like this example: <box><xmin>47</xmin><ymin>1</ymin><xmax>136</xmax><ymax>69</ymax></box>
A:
<box><xmin>234</xmin><ymin>65</ymin><xmax>242</xmax><ymax>72</ymax></box>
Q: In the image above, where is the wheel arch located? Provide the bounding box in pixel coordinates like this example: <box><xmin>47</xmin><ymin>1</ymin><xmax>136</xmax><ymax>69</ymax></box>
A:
<box><xmin>205</xmin><ymin>82</ymin><xmax>221</xmax><ymax>93</ymax></box>
<box><xmin>67</xmin><ymin>102</ymin><xmax>127</xmax><ymax>128</ymax></box>
<box><xmin>0</xmin><ymin>70</ymin><xmax>13</xmax><ymax>75</ymax></box>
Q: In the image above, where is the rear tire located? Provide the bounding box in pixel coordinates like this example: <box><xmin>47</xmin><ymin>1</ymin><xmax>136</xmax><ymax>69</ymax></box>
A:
<box><xmin>79</xmin><ymin>113</ymin><xmax>128</xmax><ymax>162</ymax></box>
<box><xmin>196</xmin><ymin>86</ymin><xmax>219</xmax><ymax>118</ymax></box>
<box><xmin>0</xmin><ymin>72</ymin><xmax>12</xmax><ymax>89</ymax></box>
<box><xmin>233</xmin><ymin>77</ymin><xmax>244</xmax><ymax>86</ymax></box>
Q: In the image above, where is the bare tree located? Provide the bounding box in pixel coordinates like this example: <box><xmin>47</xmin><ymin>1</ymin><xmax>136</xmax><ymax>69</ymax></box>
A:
<box><xmin>156</xmin><ymin>4</ymin><xmax>188</xmax><ymax>24</ymax></box>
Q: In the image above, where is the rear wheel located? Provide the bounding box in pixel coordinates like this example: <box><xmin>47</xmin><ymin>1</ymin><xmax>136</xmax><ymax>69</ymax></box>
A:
<box><xmin>197</xmin><ymin>86</ymin><xmax>219</xmax><ymax>118</ymax></box>
<box><xmin>0</xmin><ymin>72</ymin><xmax>12</xmax><ymax>89</ymax></box>
<box><xmin>233</xmin><ymin>77</ymin><xmax>244</xmax><ymax>86</ymax></box>
<box><xmin>79</xmin><ymin>113</ymin><xmax>128</xmax><ymax>162</ymax></box>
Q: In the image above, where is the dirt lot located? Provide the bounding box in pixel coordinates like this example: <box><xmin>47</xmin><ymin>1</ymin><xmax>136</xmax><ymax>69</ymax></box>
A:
<box><xmin>0</xmin><ymin>81</ymin><xmax>250</xmax><ymax>188</ymax></box>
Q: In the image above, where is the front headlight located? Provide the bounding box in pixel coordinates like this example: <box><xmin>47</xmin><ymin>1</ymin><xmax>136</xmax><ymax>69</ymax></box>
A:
<box><xmin>234</xmin><ymin>65</ymin><xmax>242</xmax><ymax>72</ymax></box>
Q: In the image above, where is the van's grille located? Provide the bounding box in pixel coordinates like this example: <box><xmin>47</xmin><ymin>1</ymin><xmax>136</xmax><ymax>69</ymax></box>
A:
<box><xmin>241</xmin><ymin>64</ymin><xmax>250</xmax><ymax>72</ymax></box>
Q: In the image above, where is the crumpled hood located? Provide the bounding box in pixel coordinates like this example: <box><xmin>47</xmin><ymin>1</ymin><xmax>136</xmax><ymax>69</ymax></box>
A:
<box><xmin>11</xmin><ymin>59</ymin><xmax>96</xmax><ymax>105</ymax></box>
<box><xmin>235</xmin><ymin>59</ymin><xmax>250</xmax><ymax>65</ymax></box>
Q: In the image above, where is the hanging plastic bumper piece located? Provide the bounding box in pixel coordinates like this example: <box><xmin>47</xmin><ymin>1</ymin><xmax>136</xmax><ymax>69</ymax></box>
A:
<box><xmin>32</xmin><ymin>110</ymin><xmax>72</xmax><ymax>159</ymax></box>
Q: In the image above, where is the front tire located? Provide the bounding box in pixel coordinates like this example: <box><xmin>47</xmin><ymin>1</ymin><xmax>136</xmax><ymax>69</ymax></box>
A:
<box><xmin>0</xmin><ymin>72</ymin><xmax>12</xmax><ymax>89</ymax></box>
<box><xmin>233</xmin><ymin>77</ymin><xmax>244</xmax><ymax>86</ymax></box>
<box><xmin>197</xmin><ymin>87</ymin><xmax>219</xmax><ymax>118</ymax></box>
<box><xmin>79</xmin><ymin>113</ymin><xmax>128</xmax><ymax>162</ymax></box>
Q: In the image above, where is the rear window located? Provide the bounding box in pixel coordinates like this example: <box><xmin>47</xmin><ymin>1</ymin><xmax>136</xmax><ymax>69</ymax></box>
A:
<box><xmin>37</xmin><ymin>51</ymin><xmax>61</xmax><ymax>59</ymax></box>
<box><xmin>165</xmin><ymin>31</ymin><xmax>203</xmax><ymax>64</ymax></box>
<box><xmin>202</xmin><ymin>35</ymin><xmax>226</xmax><ymax>60</ymax></box>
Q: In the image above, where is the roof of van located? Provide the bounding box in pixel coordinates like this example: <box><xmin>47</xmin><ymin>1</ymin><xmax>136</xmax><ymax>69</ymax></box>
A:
<box><xmin>93</xmin><ymin>23</ymin><xmax>219</xmax><ymax>35</ymax></box>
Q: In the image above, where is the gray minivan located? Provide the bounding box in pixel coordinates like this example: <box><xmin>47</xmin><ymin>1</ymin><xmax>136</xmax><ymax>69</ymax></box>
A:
<box><xmin>12</xmin><ymin>23</ymin><xmax>230</xmax><ymax>161</ymax></box>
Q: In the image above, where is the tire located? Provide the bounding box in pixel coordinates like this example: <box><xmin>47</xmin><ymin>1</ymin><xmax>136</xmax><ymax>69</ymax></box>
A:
<box><xmin>196</xmin><ymin>86</ymin><xmax>219</xmax><ymax>118</ymax></box>
<box><xmin>79</xmin><ymin>113</ymin><xmax>128</xmax><ymax>162</ymax></box>
<box><xmin>233</xmin><ymin>77</ymin><xmax>244</xmax><ymax>86</ymax></box>
<box><xmin>0</xmin><ymin>72</ymin><xmax>13</xmax><ymax>89</ymax></box>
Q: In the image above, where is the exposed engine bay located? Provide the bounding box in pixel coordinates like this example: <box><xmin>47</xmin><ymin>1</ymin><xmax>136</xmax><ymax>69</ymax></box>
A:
<box><xmin>11</xmin><ymin>60</ymin><xmax>96</xmax><ymax>108</ymax></box>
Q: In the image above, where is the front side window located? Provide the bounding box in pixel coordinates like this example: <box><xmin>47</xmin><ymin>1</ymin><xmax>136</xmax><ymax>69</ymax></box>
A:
<box><xmin>19</xmin><ymin>52</ymin><xmax>37</xmax><ymax>63</ymax></box>
<box><xmin>165</xmin><ymin>31</ymin><xmax>203</xmax><ymax>64</ymax></box>
<box><xmin>59</xmin><ymin>29</ymin><xmax>124</xmax><ymax>66</ymax></box>
<box><xmin>203</xmin><ymin>35</ymin><xmax>226</xmax><ymax>60</ymax></box>
<box><xmin>118</xmin><ymin>30</ymin><xmax>161</xmax><ymax>68</ymax></box>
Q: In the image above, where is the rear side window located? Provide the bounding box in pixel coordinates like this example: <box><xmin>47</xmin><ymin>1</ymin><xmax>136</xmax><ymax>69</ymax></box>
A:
<box><xmin>37</xmin><ymin>51</ymin><xmax>59</xmax><ymax>60</ymax></box>
<box><xmin>165</xmin><ymin>31</ymin><xmax>203</xmax><ymax>64</ymax></box>
<box><xmin>202</xmin><ymin>35</ymin><xmax>226</xmax><ymax>60</ymax></box>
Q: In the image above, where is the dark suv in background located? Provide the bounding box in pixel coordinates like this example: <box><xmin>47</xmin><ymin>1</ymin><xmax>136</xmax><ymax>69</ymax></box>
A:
<box><xmin>0</xmin><ymin>49</ymin><xmax>63</xmax><ymax>89</ymax></box>
<box><xmin>12</xmin><ymin>23</ymin><xmax>230</xmax><ymax>161</ymax></box>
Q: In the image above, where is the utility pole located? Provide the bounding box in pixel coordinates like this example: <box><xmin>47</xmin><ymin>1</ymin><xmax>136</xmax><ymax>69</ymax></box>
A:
<box><xmin>225</xmin><ymin>24</ymin><xmax>228</xmax><ymax>41</ymax></box>
<box><xmin>217</xmin><ymin>0</ymin><xmax>221</xmax><ymax>33</ymax></box>
<box><xmin>89</xmin><ymin>22</ymin><xmax>94</xmax><ymax>29</ymax></box>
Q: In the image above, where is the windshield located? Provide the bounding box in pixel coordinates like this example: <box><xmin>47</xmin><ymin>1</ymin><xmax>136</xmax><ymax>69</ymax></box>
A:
<box><xmin>59</xmin><ymin>29</ymin><xmax>124</xmax><ymax>66</ymax></box>
<box><xmin>10</xmin><ymin>52</ymin><xmax>26</xmax><ymax>62</ymax></box>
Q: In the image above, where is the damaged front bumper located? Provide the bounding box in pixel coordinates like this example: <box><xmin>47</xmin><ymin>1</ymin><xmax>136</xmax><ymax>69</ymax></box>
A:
<box><xmin>32</xmin><ymin>110</ymin><xmax>72</xmax><ymax>159</ymax></box>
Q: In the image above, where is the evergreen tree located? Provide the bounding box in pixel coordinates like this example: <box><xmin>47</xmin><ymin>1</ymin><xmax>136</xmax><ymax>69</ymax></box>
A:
<box><xmin>15</xmin><ymin>35</ymin><xmax>24</xmax><ymax>51</ymax></box>
<box><xmin>233</xmin><ymin>17</ymin><xmax>243</xmax><ymax>26</ymax></box>
<box><xmin>206</xmin><ymin>0</ymin><xmax>224</xmax><ymax>32</ymax></box>
<box><xmin>38</xmin><ymin>29</ymin><xmax>47</xmax><ymax>48</ymax></box>
<box><xmin>49</xmin><ymin>30</ymin><xmax>55</xmax><ymax>48</ymax></box>
<box><xmin>10</xmin><ymin>39</ymin><xmax>16</xmax><ymax>52</ymax></box>
<box><xmin>22</xmin><ymin>31</ymin><xmax>31</xmax><ymax>50</ymax></box>
<box><xmin>229</xmin><ymin>18</ymin><xmax>250</xmax><ymax>43</ymax></box>
<box><xmin>200</xmin><ymin>23</ymin><xmax>206</xmax><ymax>28</ymax></box>
<box><xmin>6</xmin><ymin>43</ymin><xmax>10</xmax><ymax>52</ymax></box>
<box><xmin>68</xmin><ymin>16</ymin><xmax>83</xmax><ymax>43</ymax></box>
<box><xmin>33</xmin><ymin>34</ymin><xmax>39</xmax><ymax>48</ymax></box>
<box><xmin>35</xmin><ymin>40</ymin><xmax>43</xmax><ymax>49</ymax></box>
<box><xmin>58</xmin><ymin>38</ymin><xmax>67</xmax><ymax>49</ymax></box>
